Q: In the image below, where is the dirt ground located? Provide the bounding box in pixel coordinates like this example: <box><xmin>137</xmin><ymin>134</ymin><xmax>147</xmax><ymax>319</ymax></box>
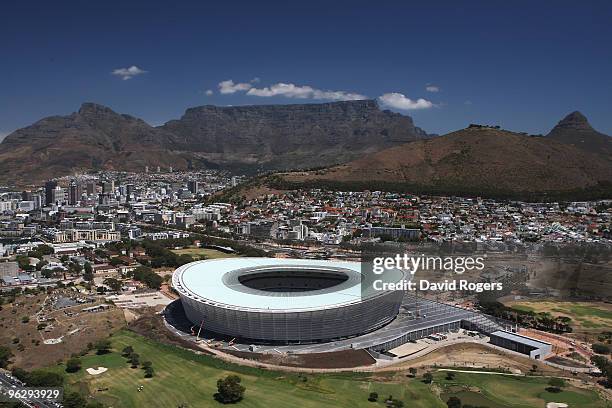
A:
<box><xmin>227</xmin><ymin>349</ymin><xmax>376</xmax><ymax>369</ymax></box>
<box><xmin>127</xmin><ymin>311</ymin><xmax>214</xmax><ymax>354</ymax></box>
<box><xmin>378</xmin><ymin>342</ymin><xmax>566</xmax><ymax>376</ymax></box>
<box><xmin>0</xmin><ymin>293</ymin><xmax>126</xmax><ymax>370</ymax></box>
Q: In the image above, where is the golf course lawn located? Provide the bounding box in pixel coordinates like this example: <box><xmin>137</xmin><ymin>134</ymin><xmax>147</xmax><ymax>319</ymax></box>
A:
<box><xmin>436</xmin><ymin>371</ymin><xmax>609</xmax><ymax>408</ymax></box>
<box><xmin>171</xmin><ymin>247</ymin><xmax>239</xmax><ymax>260</ymax></box>
<box><xmin>51</xmin><ymin>330</ymin><xmax>608</xmax><ymax>408</ymax></box>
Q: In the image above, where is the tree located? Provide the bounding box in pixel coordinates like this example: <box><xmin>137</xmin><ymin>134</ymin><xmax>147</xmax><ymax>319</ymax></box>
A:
<box><xmin>423</xmin><ymin>372</ymin><xmax>433</xmax><ymax>384</ymax></box>
<box><xmin>109</xmin><ymin>257</ymin><xmax>126</xmax><ymax>266</ymax></box>
<box><xmin>94</xmin><ymin>339</ymin><xmax>112</xmax><ymax>355</ymax></box>
<box><xmin>70</xmin><ymin>261</ymin><xmax>83</xmax><ymax>275</ymax></box>
<box><xmin>593</xmin><ymin>343</ymin><xmax>610</xmax><ymax>355</ymax></box>
<box><xmin>368</xmin><ymin>392</ymin><xmax>378</xmax><ymax>402</ymax></box>
<box><xmin>66</xmin><ymin>357</ymin><xmax>82</xmax><ymax>373</ymax></box>
<box><xmin>103</xmin><ymin>278</ymin><xmax>123</xmax><ymax>292</ymax></box>
<box><xmin>63</xmin><ymin>391</ymin><xmax>87</xmax><ymax>408</ymax></box>
<box><xmin>132</xmin><ymin>266</ymin><xmax>163</xmax><ymax>289</ymax></box>
<box><xmin>142</xmin><ymin>361</ymin><xmax>152</xmax><ymax>369</ymax></box>
<box><xmin>547</xmin><ymin>377</ymin><xmax>565</xmax><ymax>393</ymax></box>
<box><xmin>121</xmin><ymin>345</ymin><xmax>134</xmax><ymax>357</ymax></box>
<box><xmin>446</xmin><ymin>371</ymin><xmax>456</xmax><ymax>381</ymax></box>
<box><xmin>144</xmin><ymin>366</ymin><xmax>155</xmax><ymax>378</ymax></box>
<box><xmin>12</xmin><ymin>368</ymin><xmax>64</xmax><ymax>387</ymax></box>
<box><xmin>36</xmin><ymin>244</ymin><xmax>54</xmax><ymax>255</ymax></box>
<box><xmin>0</xmin><ymin>346</ymin><xmax>12</xmax><ymax>368</ymax></box>
<box><xmin>129</xmin><ymin>353</ymin><xmax>140</xmax><ymax>368</ymax></box>
<box><xmin>83</xmin><ymin>262</ymin><xmax>94</xmax><ymax>282</ymax></box>
<box><xmin>16</xmin><ymin>255</ymin><xmax>32</xmax><ymax>271</ymax></box>
<box><xmin>215</xmin><ymin>375</ymin><xmax>245</xmax><ymax>403</ymax></box>
<box><xmin>408</xmin><ymin>367</ymin><xmax>417</xmax><ymax>377</ymax></box>
<box><xmin>446</xmin><ymin>396</ymin><xmax>462</xmax><ymax>408</ymax></box>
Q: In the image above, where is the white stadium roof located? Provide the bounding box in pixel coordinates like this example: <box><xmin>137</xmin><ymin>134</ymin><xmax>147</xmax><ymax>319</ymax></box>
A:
<box><xmin>173</xmin><ymin>257</ymin><xmax>404</xmax><ymax>312</ymax></box>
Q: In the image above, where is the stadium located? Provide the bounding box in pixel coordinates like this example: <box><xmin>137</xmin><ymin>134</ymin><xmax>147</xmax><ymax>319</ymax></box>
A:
<box><xmin>171</xmin><ymin>258</ymin><xmax>406</xmax><ymax>344</ymax></box>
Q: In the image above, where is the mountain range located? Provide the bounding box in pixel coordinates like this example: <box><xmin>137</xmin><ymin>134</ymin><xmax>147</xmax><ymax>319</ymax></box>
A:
<box><xmin>270</xmin><ymin>120</ymin><xmax>611</xmax><ymax>200</ymax></box>
<box><xmin>0</xmin><ymin>101</ymin><xmax>610</xmax><ymax>199</ymax></box>
<box><xmin>0</xmin><ymin>100</ymin><xmax>427</xmax><ymax>184</ymax></box>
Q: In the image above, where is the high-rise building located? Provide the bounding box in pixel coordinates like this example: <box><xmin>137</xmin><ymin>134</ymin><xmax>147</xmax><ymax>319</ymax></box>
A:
<box><xmin>44</xmin><ymin>181</ymin><xmax>58</xmax><ymax>205</ymax></box>
<box><xmin>86</xmin><ymin>181</ymin><xmax>96</xmax><ymax>196</ymax></box>
<box><xmin>102</xmin><ymin>180</ymin><xmax>115</xmax><ymax>194</ymax></box>
<box><xmin>32</xmin><ymin>193</ymin><xmax>42</xmax><ymax>210</ymax></box>
<box><xmin>52</xmin><ymin>186</ymin><xmax>64</xmax><ymax>205</ymax></box>
<box><xmin>126</xmin><ymin>184</ymin><xmax>134</xmax><ymax>201</ymax></box>
<box><xmin>68</xmin><ymin>180</ymin><xmax>79</xmax><ymax>205</ymax></box>
<box><xmin>188</xmin><ymin>180</ymin><xmax>199</xmax><ymax>194</ymax></box>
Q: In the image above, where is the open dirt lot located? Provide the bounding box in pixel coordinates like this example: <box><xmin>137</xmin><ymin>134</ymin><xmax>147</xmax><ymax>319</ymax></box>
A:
<box><xmin>0</xmin><ymin>292</ymin><xmax>126</xmax><ymax>369</ymax></box>
<box><xmin>379</xmin><ymin>342</ymin><xmax>565</xmax><ymax>376</ymax></box>
<box><xmin>227</xmin><ymin>349</ymin><xmax>376</xmax><ymax>369</ymax></box>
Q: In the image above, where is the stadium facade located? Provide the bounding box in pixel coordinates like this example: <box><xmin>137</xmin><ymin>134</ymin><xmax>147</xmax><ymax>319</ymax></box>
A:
<box><xmin>172</xmin><ymin>258</ymin><xmax>405</xmax><ymax>343</ymax></box>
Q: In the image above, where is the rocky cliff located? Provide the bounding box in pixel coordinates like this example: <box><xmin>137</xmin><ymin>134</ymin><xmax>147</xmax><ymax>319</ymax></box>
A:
<box><xmin>160</xmin><ymin>99</ymin><xmax>428</xmax><ymax>170</ymax></box>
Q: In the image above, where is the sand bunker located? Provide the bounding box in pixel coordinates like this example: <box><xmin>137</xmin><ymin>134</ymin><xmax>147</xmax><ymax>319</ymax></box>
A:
<box><xmin>86</xmin><ymin>367</ymin><xmax>108</xmax><ymax>375</ymax></box>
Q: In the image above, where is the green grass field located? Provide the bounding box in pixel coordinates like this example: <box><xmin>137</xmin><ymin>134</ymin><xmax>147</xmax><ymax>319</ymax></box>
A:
<box><xmin>45</xmin><ymin>330</ymin><xmax>607</xmax><ymax>408</ymax></box>
<box><xmin>57</xmin><ymin>331</ymin><xmax>442</xmax><ymax>407</ymax></box>
<box><xmin>50</xmin><ymin>330</ymin><xmax>609</xmax><ymax>408</ymax></box>
<box><xmin>436</xmin><ymin>371</ymin><xmax>609</xmax><ymax>408</ymax></box>
<box><xmin>505</xmin><ymin>300</ymin><xmax>612</xmax><ymax>334</ymax></box>
<box><xmin>171</xmin><ymin>247</ymin><xmax>239</xmax><ymax>260</ymax></box>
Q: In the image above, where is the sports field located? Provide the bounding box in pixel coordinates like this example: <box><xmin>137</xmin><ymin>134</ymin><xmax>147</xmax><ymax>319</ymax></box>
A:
<box><xmin>171</xmin><ymin>247</ymin><xmax>239</xmax><ymax>260</ymax></box>
<box><xmin>52</xmin><ymin>330</ymin><xmax>609</xmax><ymax>408</ymax></box>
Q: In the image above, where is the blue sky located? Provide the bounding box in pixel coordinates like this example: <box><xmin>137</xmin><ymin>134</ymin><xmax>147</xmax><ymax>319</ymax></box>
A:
<box><xmin>1</xmin><ymin>0</ymin><xmax>611</xmax><ymax>139</ymax></box>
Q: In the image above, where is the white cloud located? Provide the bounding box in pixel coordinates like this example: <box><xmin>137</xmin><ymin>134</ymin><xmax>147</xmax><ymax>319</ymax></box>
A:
<box><xmin>205</xmin><ymin>89</ymin><xmax>214</xmax><ymax>96</ymax></box>
<box><xmin>246</xmin><ymin>82</ymin><xmax>366</xmax><ymax>101</ymax></box>
<box><xmin>425</xmin><ymin>85</ymin><xmax>440</xmax><ymax>93</ymax></box>
<box><xmin>218</xmin><ymin>80</ymin><xmax>253</xmax><ymax>94</ymax></box>
<box><xmin>378</xmin><ymin>93</ymin><xmax>434</xmax><ymax>110</ymax></box>
<box><xmin>111</xmin><ymin>65</ymin><xmax>147</xmax><ymax>80</ymax></box>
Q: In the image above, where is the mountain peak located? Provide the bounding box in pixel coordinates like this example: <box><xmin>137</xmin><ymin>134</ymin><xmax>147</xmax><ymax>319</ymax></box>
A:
<box><xmin>78</xmin><ymin>102</ymin><xmax>118</xmax><ymax>116</ymax></box>
<box><xmin>554</xmin><ymin>111</ymin><xmax>593</xmax><ymax>131</ymax></box>
<box><xmin>547</xmin><ymin>111</ymin><xmax>611</xmax><ymax>157</ymax></box>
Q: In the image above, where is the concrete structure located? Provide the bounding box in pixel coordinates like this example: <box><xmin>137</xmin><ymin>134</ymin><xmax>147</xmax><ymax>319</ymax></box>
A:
<box><xmin>489</xmin><ymin>330</ymin><xmax>552</xmax><ymax>359</ymax></box>
<box><xmin>173</xmin><ymin>258</ymin><xmax>406</xmax><ymax>344</ymax></box>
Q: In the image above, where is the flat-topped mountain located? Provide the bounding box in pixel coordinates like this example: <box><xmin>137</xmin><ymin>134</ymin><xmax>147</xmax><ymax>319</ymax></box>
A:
<box><xmin>0</xmin><ymin>100</ymin><xmax>428</xmax><ymax>184</ymax></box>
<box><xmin>160</xmin><ymin>99</ymin><xmax>428</xmax><ymax>170</ymax></box>
<box><xmin>547</xmin><ymin>111</ymin><xmax>611</xmax><ymax>157</ymax></box>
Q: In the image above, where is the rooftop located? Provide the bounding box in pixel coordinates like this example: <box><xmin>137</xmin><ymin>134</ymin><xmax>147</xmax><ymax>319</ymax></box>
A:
<box><xmin>173</xmin><ymin>257</ymin><xmax>405</xmax><ymax>312</ymax></box>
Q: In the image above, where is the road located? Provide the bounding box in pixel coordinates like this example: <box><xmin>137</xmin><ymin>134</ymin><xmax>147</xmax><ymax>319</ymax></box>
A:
<box><xmin>0</xmin><ymin>370</ymin><xmax>61</xmax><ymax>408</ymax></box>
